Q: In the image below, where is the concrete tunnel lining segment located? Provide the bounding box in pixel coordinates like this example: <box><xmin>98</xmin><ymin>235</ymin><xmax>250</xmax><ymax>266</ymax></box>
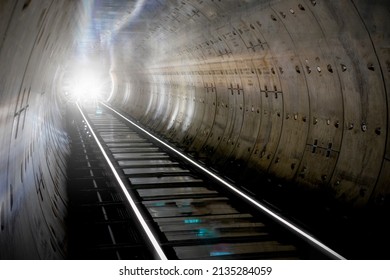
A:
<box><xmin>0</xmin><ymin>0</ymin><xmax>389</xmax><ymax>259</ymax></box>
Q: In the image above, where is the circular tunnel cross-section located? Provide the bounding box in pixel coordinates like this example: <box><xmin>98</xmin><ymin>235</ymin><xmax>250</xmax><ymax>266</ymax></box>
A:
<box><xmin>0</xmin><ymin>0</ymin><xmax>389</xmax><ymax>259</ymax></box>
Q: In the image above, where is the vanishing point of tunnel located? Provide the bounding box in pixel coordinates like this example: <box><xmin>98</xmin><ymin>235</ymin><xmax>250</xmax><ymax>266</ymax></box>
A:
<box><xmin>0</xmin><ymin>0</ymin><xmax>389</xmax><ymax>259</ymax></box>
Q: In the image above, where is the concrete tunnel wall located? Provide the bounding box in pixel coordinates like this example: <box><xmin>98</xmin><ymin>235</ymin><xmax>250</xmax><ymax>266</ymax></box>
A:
<box><xmin>0</xmin><ymin>0</ymin><xmax>389</xmax><ymax>259</ymax></box>
<box><xmin>109</xmin><ymin>0</ymin><xmax>390</xmax><ymax>207</ymax></box>
<box><xmin>0</xmin><ymin>0</ymin><xmax>81</xmax><ymax>259</ymax></box>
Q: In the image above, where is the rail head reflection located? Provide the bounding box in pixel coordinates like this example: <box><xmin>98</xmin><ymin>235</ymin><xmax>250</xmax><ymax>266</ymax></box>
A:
<box><xmin>76</xmin><ymin>102</ymin><xmax>168</xmax><ymax>260</ymax></box>
<box><xmin>100</xmin><ymin>101</ymin><xmax>346</xmax><ymax>260</ymax></box>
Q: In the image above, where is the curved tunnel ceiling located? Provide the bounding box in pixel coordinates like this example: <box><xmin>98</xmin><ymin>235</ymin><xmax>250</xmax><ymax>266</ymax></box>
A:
<box><xmin>100</xmin><ymin>0</ymin><xmax>390</xmax><ymax>207</ymax></box>
<box><xmin>0</xmin><ymin>0</ymin><xmax>389</xmax><ymax>259</ymax></box>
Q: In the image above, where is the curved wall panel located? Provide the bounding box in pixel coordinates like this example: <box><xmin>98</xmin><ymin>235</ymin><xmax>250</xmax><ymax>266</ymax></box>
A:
<box><xmin>0</xmin><ymin>0</ymin><xmax>389</xmax><ymax>259</ymax></box>
<box><xmin>110</xmin><ymin>0</ymin><xmax>390</xmax><ymax>208</ymax></box>
<box><xmin>0</xmin><ymin>0</ymin><xmax>80</xmax><ymax>258</ymax></box>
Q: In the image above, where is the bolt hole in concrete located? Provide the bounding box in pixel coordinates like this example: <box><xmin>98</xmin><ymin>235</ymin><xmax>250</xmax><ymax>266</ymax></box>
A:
<box><xmin>361</xmin><ymin>123</ymin><xmax>367</xmax><ymax>132</ymax></box>
<box><xmin>367</xmin><ymin>63</ymin><xmax>375</xmax><ymax>71</ymax></box>
<box><xmin>291</xmin><ymin>163</ymin><xmax>296</xmax><ymax>170</ymax></box>
<box><xmin>22</xmin><ymin>0</ymin><xmax>31</xmax><ymax>10</ymax></box>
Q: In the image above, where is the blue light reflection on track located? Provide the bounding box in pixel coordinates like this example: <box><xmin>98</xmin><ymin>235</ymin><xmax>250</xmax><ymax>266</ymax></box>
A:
<box><xmin>101</xmin><ymin>101</ymin><xmax>346</xmax><ymax>260</ymax></box>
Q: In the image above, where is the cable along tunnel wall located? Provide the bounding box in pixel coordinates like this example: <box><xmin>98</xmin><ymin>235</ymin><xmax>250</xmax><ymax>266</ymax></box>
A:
<box><xmin>109</xmin><ymin>0</ymin><xmax>390</xmax><ymax>209</ymax></box>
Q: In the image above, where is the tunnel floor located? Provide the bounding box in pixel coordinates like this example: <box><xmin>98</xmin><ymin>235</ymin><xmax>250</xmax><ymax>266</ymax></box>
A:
<box><xmin>66</xmin><ymin>104</ymin><xmax>153</xmax><ymax>259</ymax></box>
<box><xmin>235</xmin><ymin>176</ymin><xmax>390</xmax><ymax>259</ymax></box>
<box><xmin>65</xmin><ymin>103</ymin><xmax>390</xmax><ymax>260</ymax></box>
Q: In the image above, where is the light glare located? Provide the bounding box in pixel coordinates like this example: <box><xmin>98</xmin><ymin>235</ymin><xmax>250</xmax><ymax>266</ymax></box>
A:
<box><xmin>70</xmin><ymin>69</ymin><xmax>103</xmax><ymax>101</ymax></box>
<box><xmin>61</xmin><ymin>59</ymin><xmax>112</xmax><ymax>103</ymax></box>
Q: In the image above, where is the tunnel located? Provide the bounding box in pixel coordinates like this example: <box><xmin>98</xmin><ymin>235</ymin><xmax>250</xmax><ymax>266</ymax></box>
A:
<box><xmin>0</xmin><ymin>0</ymin><xmax>389</xmax><ymax>260</ymax></box>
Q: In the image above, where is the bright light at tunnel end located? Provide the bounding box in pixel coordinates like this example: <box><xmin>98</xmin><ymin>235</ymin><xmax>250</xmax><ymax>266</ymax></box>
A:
<box><xmin>70</xmin><ymin>70</ymin><xmax>102</xmax><ymax>100</ymax></box>
<box><xmin>61</xmin><ymin>61</ymin><xmax>113</xmax><ymax>103</ymax></box>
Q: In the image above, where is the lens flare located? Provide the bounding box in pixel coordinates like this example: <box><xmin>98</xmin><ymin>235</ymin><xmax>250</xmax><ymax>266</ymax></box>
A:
<box><xmin>62</xmin><ymin>62</ymin><xmax>112</xmax><ymax>103</ymax></box>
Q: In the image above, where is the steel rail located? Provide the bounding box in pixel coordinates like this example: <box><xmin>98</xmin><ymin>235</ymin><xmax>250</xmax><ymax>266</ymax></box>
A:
<box><xmin>76</xmin><ymin>102</ymin><xmax>168</xmax><ymax>260</ymax></box>
<box><xmin>101</xmin><ymin>101</ymin><xmax>346</xmax><ymax>260</ymax></box>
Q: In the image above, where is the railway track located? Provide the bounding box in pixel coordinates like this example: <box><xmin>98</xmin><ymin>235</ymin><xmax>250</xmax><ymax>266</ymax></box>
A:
<box><xmin>66</xmin><ymin>101</ymin><xmax>345</xmax><ymax>260</ymax></box>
